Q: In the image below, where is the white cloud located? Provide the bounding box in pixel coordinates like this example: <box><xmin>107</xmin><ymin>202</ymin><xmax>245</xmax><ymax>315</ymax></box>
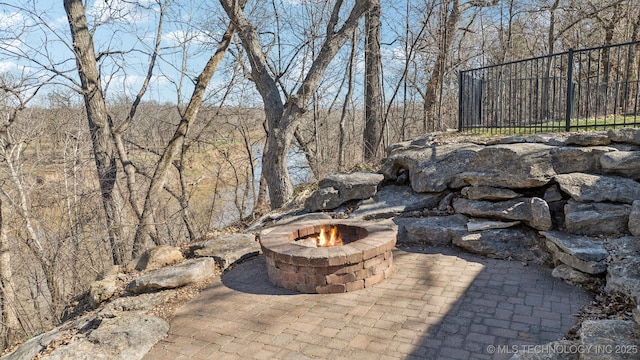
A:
<box><xmin>0</xmin><ymin>61</ymin><xmax>20</xmax><ymax>73</ymax></box>
<box><xmin>0</xmin><ymin>11</ymin><xmax>24</xmax><ymax>27</ymax></box>
<box><xmin>0</xmin><ymin>38</ymin><xmax>24</xmax><ymax>55</ymax></box>
<box><xmin>164</xmin><ymin>29</ymin><xmax>211</xmax><ymax>47</ymax></box>
<box><xmin>0</xmin><ymin>11</ymin><xmax>27</xmax><ymax>54</ymax></box>
<box><xmin>52</xmin><ymin>15</ymin><xmax>69</xmax><ymax>30</ymax></box>
<box><xmin>103</xmin><ymin>73</ymin><xmax>171</xmax><ymax>101</ymax></box>
<box><xmin>381</xmin><ymin>45</ymin><xmax>409</xmax><ymax>72</ymax></box>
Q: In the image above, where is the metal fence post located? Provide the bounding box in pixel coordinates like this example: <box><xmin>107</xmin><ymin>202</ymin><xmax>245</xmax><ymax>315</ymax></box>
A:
<box><xmin>565</xmin><ymin>48</ymin><xmax>574</xmax><ymax>131</ymax></box>
<box><xmin>458</xmin><ymin>70</ymin><xmax>464</xmax><ymax>131</ymax></box>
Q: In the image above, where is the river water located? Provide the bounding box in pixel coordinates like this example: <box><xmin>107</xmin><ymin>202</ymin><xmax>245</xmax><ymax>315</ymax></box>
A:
<box><xmin>252</xmin><ymin>146</ymin><xmax>314</xmax><ymax>187</ymax></box>
<box><xmin>211</xmin><ymin>146</ymin><xmax>313</xmax><ymax>227</ymax></box>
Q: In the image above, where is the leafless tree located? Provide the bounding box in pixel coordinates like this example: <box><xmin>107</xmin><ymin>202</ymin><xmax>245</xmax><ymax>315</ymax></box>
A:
<box><xmin>421</xmin><ymin>0</ymin><xmax>498</xmax><ymax>131</ymax></box>
<box><xmin>339</xmin><ymin>32</ymin><xmax>359</xmax><ymax>169</ymax></box>
<box><xmin>363</xmin><ymin>0</ymin><xmax>383</xmax><ymax>161</ymax></box>
<box><xmin>0</xmin><ymin>70</ymin><xmax>64</xmax><ymax>345</ymax></box>
<box><xmin>64</xmin><ymin>0</ymin><xmax>132</xmax><ymax>264</ymax></box>
<box><xmin>220</xmin><ymin>0</ymin><xmax>372</xmax><ymax>209</ymax></box>
<box><xmin>131</xmin><ymin>0</ymin><xmax>247</xmax><ymax>256</ymax></box>
<box><xmin>0</xmin><ymin>81</ymin><xmax>27</xmax><ymax>348</ymax></box>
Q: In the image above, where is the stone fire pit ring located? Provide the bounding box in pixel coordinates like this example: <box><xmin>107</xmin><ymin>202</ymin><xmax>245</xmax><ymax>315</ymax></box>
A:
<box><xmin>260</xmin><ymin>220</ymin><xmax>396</xmax><ymax>294</ymax></box>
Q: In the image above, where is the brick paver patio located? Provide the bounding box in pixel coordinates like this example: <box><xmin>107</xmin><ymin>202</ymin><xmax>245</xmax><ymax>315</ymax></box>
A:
<box><xmin>144</xmin><ymin>245</ymin><xmax>592</xmax><ymax>360</ymax></box>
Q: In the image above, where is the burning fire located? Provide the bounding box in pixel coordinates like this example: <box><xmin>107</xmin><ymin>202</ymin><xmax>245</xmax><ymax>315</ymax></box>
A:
<box><xmin>316</xmin><ymin>225</ymin><xmax>343</xmax><ymax>247</ymax></box>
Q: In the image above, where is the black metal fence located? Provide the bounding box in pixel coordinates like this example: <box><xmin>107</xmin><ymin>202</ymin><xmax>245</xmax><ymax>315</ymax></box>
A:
<box><xmin>459</xmin><ymin>41</ymin><xmax>640</xmax><ymax>133</ymax></box>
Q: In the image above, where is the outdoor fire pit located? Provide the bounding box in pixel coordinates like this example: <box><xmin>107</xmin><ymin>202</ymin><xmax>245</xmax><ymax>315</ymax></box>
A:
<box><xmin>260</xmin><ymin>219</ymin><xmax>396</xmax><ymax>294</ymax></box>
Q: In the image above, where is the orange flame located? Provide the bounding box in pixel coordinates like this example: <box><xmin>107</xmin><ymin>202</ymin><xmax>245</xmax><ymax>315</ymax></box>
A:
<box><xmin>317</xmin><ymin>225</ymin><xmax>343</xmax><ymax>247</ymax></box>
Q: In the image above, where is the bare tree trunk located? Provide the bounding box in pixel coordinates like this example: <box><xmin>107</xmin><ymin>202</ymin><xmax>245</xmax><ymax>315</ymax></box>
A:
<box><xmin>220</xmin><ymin>0</ymin><xmax>371</xmax><ymax>209</ymax></box>
<box><xmin>261</xmin><ymin>126</ymin><xmax>293</xmax><ymax>209</ymax></box>
<box><xmin>383</xmin><ymin>6</ymin><xmax>427</xmax><ymax>142</ymax></box>
<box><xmin>253</xmin><ymin>120</ymin><xmax>270</xmax><ymax>214</ymax></box>
<box><xmin>111</xmin><ymin>2</ymin><xmax>168</xmax><ymax>252</ymax></box>
<box><xmin>0</xmin><ymin>197</ymin><xmax>19</xmax><ymax>348</ymax></box>
<box><xmin>2</xmin><ymin>143</ymin><xmax>65</xmax><ymax>322</ymax></box>
<box><xmin>177</xmin><ymin>148</ymin><xmax>199</xmax><ymax>241</ymax></box>
<box><xmin>624</xmin><ymin>7</ymin><xmax>640</xmax><ymax>108</ymax></box>
<box><xmin>601</xmin><ymin>24</ymin><xmax>614</xmax><ymax>92</ymax></box>
<box><xmin>424</xmin><ymin>0</ymin><xmax>459</xmax><ymax>132</ymax></box>
<box><xmin>363</xmin><ymin>0</ymin><xmax>382</xmax><ymax>161</ymax></box>
<box><xmin>339</xmin><ymin>32</ymin><xmax>358</xmax><ymax>170</ymax></box>
<box><xmin>254</xmin><ymin>174</ymin><xmax>270</xmax><ymax>215</ymax></box>
<box><xmin>423</xmin><ymin>0</ymin><xmax>497</xmax><ymax>131</ymax></box>
<box><xmin>131</xmin><ymin>14</ymin><xmax>241</xmax><ymax>257</ymax></box>
<box><xmin>632</xmin><ymin>6</ymin><xmax>640</xmax><ymax>42</ymax></box>
<box><xmin>541</xmin><ymin>0</ymin><xmax>561</xmax><ymax>120</ymax></box>
<box><xmin>64</xmin><ymin>0</ymin><xmax>126</xmax><ymax>264</ymax></box>
<box><xmin>590</xmin><ymin>3</ymin><xmax>625</xmax><ymax>116</ymax></box>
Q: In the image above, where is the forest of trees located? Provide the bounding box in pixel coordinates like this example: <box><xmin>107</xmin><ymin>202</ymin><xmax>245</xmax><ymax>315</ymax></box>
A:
<box><xmin>0</xmin><ymin>0</ymin><xmax>638</xmax><ymax>351</ymax></box>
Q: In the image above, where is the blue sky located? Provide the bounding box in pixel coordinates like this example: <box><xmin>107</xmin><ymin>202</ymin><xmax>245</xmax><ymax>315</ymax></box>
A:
<box><xmin>0</xmin><ymin>1</ymin><xmax>238</xmax><ymax>105</ymax></box>
<box><xmin>0</xmin><ymin>0</ymin><xmax>442</xmax><ymax>107</ymax></box>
